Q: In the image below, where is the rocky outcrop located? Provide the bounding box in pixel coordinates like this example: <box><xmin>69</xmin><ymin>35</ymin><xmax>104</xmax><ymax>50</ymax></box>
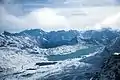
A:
<box><xmin>92</xmin><ymin>37</ymin><xmax>120</xmax><ymax>80</ymax></box>
<box><xmin>35</xmin><ymin>62</ymin><xmax>57</xmax><ymax>66</ymax></box>
<box><xmin>92</xmin><ymin>54</ymin><xmax>120</xmax><ymax>80</ymax></box>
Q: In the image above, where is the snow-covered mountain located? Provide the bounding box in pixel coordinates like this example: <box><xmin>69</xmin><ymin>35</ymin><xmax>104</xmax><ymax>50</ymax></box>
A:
<box><xmin>1</xmin><ymin>28</ymin><xmax>119</xmax><ymax>49</ymax></box>
<box><xmin>6</xmin><ymin>29</ymin><xmax>79</xmax><ymax>48</ymax></box>
<box><xmin>79</xmin><ymin>28</ymin><xmax>120</xmax><ymax>45</ymax></box>
<box><xmin>0</xmin><ymin>28</ymin><xmax>120</xmax><ymax>80</ymax></box>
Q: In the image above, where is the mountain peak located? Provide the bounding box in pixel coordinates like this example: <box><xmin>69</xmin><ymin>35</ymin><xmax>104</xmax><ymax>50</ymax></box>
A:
<box><xmin>2</xmin><ymin>31</ymin><xmax>12</xmax><ymax>36</ymax></box>
<box><xmin>17</xmin><ymin>29</ymin><xmax>45</xmax><ymax>36</ymax></box>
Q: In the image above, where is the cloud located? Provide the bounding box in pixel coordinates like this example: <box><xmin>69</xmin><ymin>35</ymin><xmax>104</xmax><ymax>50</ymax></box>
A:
<box><xmin>51</xmin><ymin>0</ymin><xmax>119</xmax><ymax>7</ymax></box>
<box><xmin>24</xmin><ymin>8</ymin><xmax>70</xmax><ymax>31</ymax></box>
<box><xmin>102</xmin><ymin>12</ymin><xmax>120</xmax><ymax>25</ymax></box>
<box><xmin>0</xmin><ymin>7</ymin><xmax>70</xmax><ymax>32</ymax></box>
<box><xmin>0</xmin><ymin>0</ymin><xmax>120</xmax><ymax>32</ymax></box>
<box><xmin>1</xmin><ymin>6</ymin><xmax>120</xmax><ymax>32</ymax></box>
<box><xmin>62</xmin><ymin>6</ymin><xmax>120</xmax><ymax>30</ymax></box>
<box><xmin>95</xmin><ymin>12</ymin><xmax>120</xmax><ymax>29</ymax></box>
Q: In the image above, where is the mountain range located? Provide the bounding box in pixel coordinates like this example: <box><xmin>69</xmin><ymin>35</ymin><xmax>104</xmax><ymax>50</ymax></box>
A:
<box><xmin>0</xmin><ymin>28</ymin><xmax>120</xmax><ymax>80</ymax></box>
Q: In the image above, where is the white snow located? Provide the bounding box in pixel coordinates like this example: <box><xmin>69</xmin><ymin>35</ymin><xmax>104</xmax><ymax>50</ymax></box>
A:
<box><xmin>0</xmin><ymin>33</ymin><xmax>96</xmax><ymax>80</ymax></box>
<box><xmin>0</xmin><ymin>47</ymin><xmax>47</xmax><ymax>76</ymax></box>
<box><xmin>114</xmin><ymin>53</ymin><xmax>120</xmax><ymax>55</ymax></box>
<box><xmin>11</xmin><ymin>58</ymin><xmax>91</xmax><ymax>80</ymax></box>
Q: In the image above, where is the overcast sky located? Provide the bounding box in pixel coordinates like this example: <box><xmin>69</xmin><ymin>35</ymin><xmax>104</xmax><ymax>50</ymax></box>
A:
<box><xmin>0</xmin><ymin>0</ymin><xmax>120</xmax><ymax>32</ymax></box>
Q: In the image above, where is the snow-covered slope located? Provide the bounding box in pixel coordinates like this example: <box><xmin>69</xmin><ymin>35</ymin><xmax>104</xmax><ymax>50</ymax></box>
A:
<box><xmin>0</xmin><ymin>29</ymin><xmax>87</xmax><ymax>80</ymax></box>
<box><xmin>14</xmin><ymin>29</ymin><xmax>79</xmax><ymax>48</ymax></box>
<box><xmin>0</xmin><ymin>28</ymin><xmax>120</xmax><ymax>80</ymax></box>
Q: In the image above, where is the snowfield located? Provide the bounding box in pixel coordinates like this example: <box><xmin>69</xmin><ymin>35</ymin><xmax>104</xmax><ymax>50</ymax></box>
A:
<box><xmin>0</xmin><ymin>45</ymin><xmax>95</xmax><ymax>80</ymax></box>
<box><xmin>0</xmin><ymin>47</ymin><xmax>47</xmax><ymax>77</ymax></box>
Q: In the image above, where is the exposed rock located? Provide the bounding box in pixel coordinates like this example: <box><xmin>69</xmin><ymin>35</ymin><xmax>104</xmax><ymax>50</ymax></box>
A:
<box><xmin>35</xmin><ymin>62</ymin><xmax>57</xmax><ymax>66</ymax></box>
<box><xmin>92</xmin><ymin>54</ymin><xmax>120</xmax><ymax>80</ymax></box>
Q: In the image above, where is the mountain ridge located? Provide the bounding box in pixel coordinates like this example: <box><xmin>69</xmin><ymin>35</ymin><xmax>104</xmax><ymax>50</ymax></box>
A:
<box><xmin>1</xmin><ymin>28</ymin><xmax>120</xmax><ymax>80</ymax></box>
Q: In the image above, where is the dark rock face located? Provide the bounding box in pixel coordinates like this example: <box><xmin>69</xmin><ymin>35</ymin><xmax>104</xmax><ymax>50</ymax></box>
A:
<box><xmin>92</xmin><ymin>55</ymin><xmax>120</xmax><ymax>80</ymax></box>
<box><xmin>92</xmin><ymin>36</ymin><xmax>120</xmax><ymax>80</ymax></box>
<box><xmin>108</xmin><ymin>37</ymin><xmax>120</xmax><ymax>53</ymax></box>
<box><xmin>35</xmin><ymin>62</ymin><xmax>57</xmax><ymax>66</ymax></box>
